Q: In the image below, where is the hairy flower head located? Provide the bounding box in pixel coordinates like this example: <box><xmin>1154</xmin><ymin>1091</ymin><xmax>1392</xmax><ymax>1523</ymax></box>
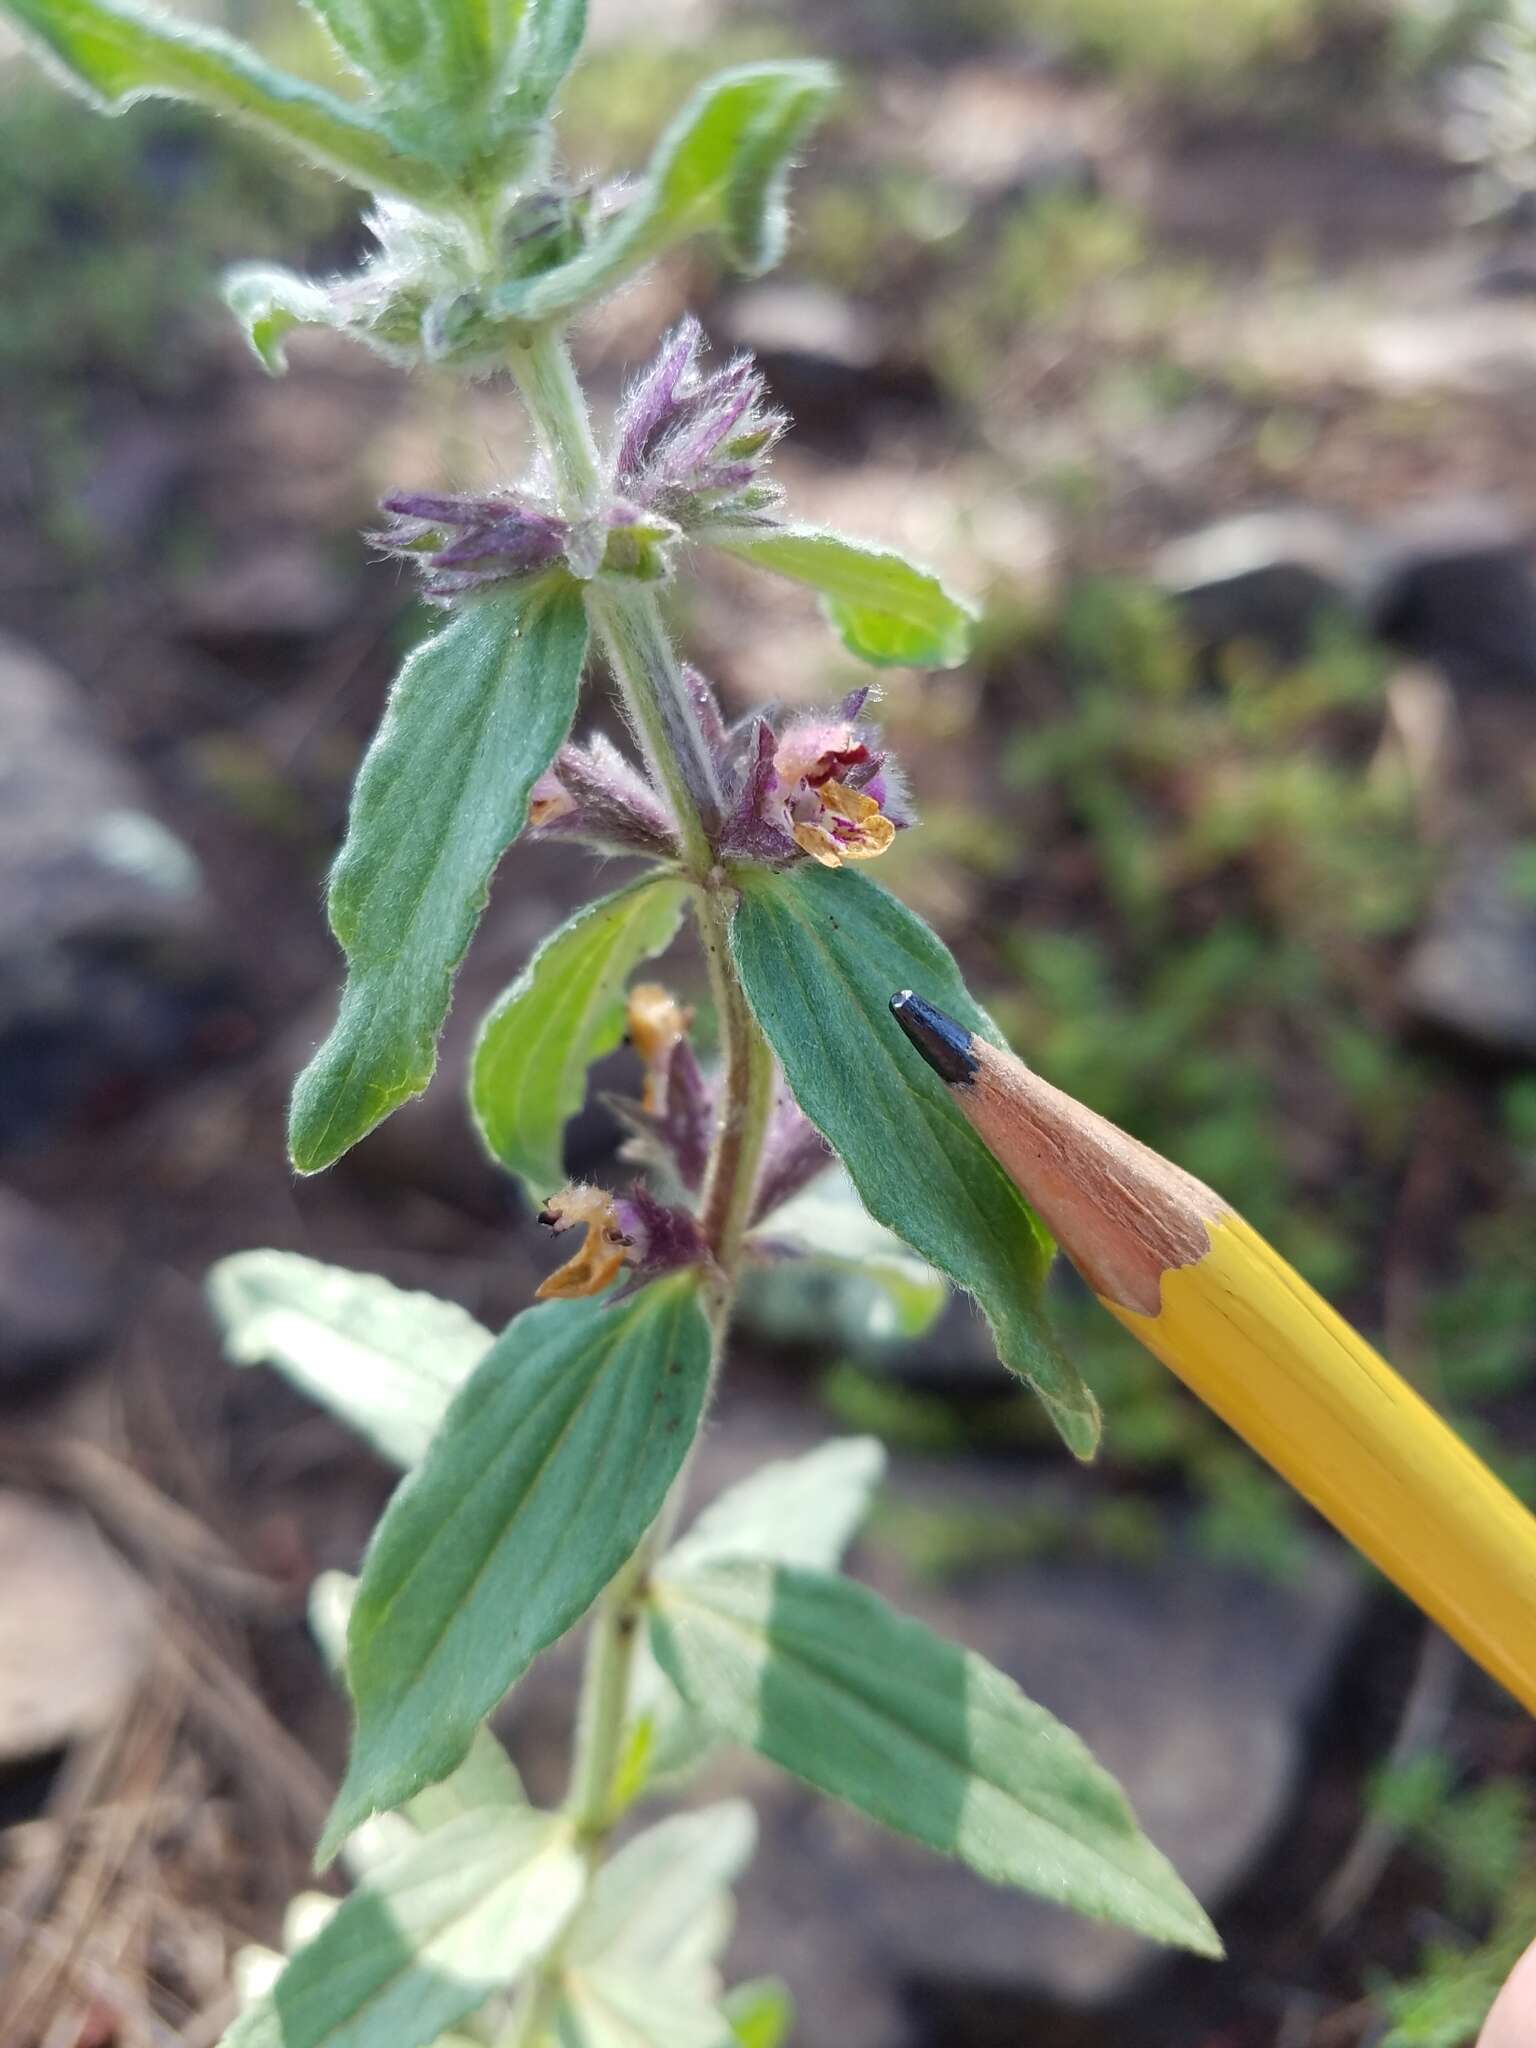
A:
<box><xmin>613</xmin><ymin>316</ymin><xmax>785</xmax><ymax>532</ymax></box>
<box><xmin>714</xmin><ymin>684</ymin><xmax>911</xmax><ymax>868</ymax></box>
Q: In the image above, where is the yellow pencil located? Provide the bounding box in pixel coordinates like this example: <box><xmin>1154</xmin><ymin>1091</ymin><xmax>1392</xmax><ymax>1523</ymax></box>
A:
<box><xmin>890</xmin><ymin>988</ymin><xmax>1536</xmax><ymax>1719</ymax></box>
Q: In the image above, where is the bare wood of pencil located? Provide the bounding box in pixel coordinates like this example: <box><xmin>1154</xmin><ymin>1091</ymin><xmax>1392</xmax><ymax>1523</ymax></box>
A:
<box><xmin>889</xmin><ymin>988</ymin><xmax>1536</xmax><ymax>1721</ymax></box>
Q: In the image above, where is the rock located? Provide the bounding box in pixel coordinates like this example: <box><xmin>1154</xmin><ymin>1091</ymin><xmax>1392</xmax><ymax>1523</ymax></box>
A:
<box><xmin>0</xmin><ymin>1190</ymin><xmax>113</xmax><ymax>1400</ymax></box>
<box><xmin>1367</xmin><ymin>500</ymin><xmax>1536</xmax><ymax>693</ymax></box>
<box><xmin>1152</xmin><ymin>508</ymin><xmax>1382</xmax><ymax>663</ymax></box>
<box><xmin>1402</xmin><ymin>843</ymin><xmax>1536</xmax><ymax>1061</ymax></box>
<box><xmin>723</xmin><ymin>1505</ymin><xmax>1361</xmax><ymax>2035</ymax></box>
<box><xmin>0</xmin><ymin>1492</ymin><xmax>153</xmax><ymax>1761</ymax></box>
<box><xmin>1355</xmin><ymin>299</ymin><xmax>1536</xmax><ymax>399</ymax></box>
<box><xmin>0</xmin><ymin>635</ymin><xmax>215</xmax><ymax>1147</ymax></box>
<box><xmin>1154</xmin><ymin>500</ymin><xmax>1536</xmax><ymax>690</ymax></box>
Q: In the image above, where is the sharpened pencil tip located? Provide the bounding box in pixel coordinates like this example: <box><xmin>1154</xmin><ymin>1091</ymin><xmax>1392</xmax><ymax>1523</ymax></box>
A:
<box><xmin>890</xmin><ymin>989</ymin><xmax>979</xmax><ymax>1084</ymax></box>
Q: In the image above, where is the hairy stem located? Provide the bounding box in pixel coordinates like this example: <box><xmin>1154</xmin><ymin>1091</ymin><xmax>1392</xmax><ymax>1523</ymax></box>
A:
<box><xmin>586</xmin><ymin>581</ymin><xmax>723</xmax><ymax>876</ymax></box>
<box><xmin>501</xmin><ymin>324</ymin><xmax>776</xmax><ymax>2048</ymax></box>
<box><xmin>507</xmin><ymin>327</ymin><xmax>722</xmax><ymax>873</ymax></box>
<box><xmin>696</xmin><ymin>882</ymin><xmax>777</xmax><ymax>1277</ymax></box>
<box><xmin>505</xmin><ymin>324</ymin><xmax>603</xmax><ymax>513</ymax></box>
<box><xmin>565</xmin><ymin>1538</ymin><xmax>651</xmax><ymax>1842</ymax></box>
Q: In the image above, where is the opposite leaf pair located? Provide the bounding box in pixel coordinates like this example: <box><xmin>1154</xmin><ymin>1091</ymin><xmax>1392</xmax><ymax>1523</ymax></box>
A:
<box><xmin>211</xmin><ymin>1249</ymin><xmax>1216</xmax><ymax>2048</ymax></box>
<box><xmin>236</xmin><ymin>1565</ymin><xmax>785</xmax><ymax>2048</ymax></box>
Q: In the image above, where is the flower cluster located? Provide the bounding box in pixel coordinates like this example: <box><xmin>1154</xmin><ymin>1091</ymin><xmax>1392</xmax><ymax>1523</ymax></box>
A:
<box><xmin>375</xmin><ymin>489</ymin><xmax>569</xmax><ymax>600</ymax></box>
<box><xmin>537</xmin><ymin>983</ymin><xmax>830</xmax><ymax>1299</ymax></box>
<box><xmin>376</xmin><ymin>320</ymin><xmax>786</xmax><ymax>603</ymax></box>
<box><xmin>527</xmin><ymin>734</ymin><xmax>679</xmax><ymax>859</ymax></box>
<box><xmin>611</xmin><ymin>314</ymin><xmax>784</xmax><ymax>533</ymax></box>
<box><xmin>523</xmin><ymin>674</ymin><xmax>911</xmax><ymax>873</ymax></box>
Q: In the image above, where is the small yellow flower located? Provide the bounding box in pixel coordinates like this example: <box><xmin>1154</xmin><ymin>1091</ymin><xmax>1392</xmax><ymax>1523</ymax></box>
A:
<box><xmin>627</xmin><ymin>983</ymin><xmax>694</xmax><ymax>1113</ymax></box>
<box><xmin>790</xmin><ymin>779</ymin><xmax>897</xmax><ymax>868</ymax></box>
<box><xmin>536</xmin><ymin>1185</ymin><xmax>631</xmax><ymax>1300</ymax></box>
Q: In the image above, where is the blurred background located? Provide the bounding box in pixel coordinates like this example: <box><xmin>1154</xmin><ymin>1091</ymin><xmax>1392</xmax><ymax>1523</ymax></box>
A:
<box><xmin>3</xmin><ymin>0</ymin><xmax>1536</xmax><ymax>2041</ymax></box>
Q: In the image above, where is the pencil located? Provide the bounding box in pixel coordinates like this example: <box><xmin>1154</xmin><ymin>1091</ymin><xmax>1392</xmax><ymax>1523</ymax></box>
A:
<box><xmin>890</xmin><ymin>987</ymin><xmax>1536</xmax><ymax>1719</ymax></box>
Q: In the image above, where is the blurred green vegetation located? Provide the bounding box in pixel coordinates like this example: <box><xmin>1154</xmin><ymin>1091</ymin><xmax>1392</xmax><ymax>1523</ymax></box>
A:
<box><xmin>1009</xmin><ymin>0</ymin><xmax>1329</xmax><ymax>84</ymax></box>
<box><xmin>1368</xmin><ymin>1752</ymin><xmax>1536</xmax><ymax>2044</ymax></box>
<box><xmin>0</xmin><ymin>79</ymin><xmax>352</xmax><ymax>394</ymax></box>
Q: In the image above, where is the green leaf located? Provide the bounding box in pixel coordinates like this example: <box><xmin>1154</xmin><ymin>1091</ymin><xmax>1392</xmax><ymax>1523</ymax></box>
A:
<box><xmin>290</xmin><ymin>578</ymin><xmax>588</xmax><ymax>1175</ymax></box>
<box><xmin>321</xmin><ymin>1276</ymin><xmax>712</xmax><ymax>1862</ymax></box>
<box><xmin>208</xmin><ymin>1252</ymin><xmax>490</xmax><ymax>1469</ymax></box>
<box><xmin>224</xmin><ymin>263</ymin><xmax>349</xmax><ymax>375</ymax></box>
<box><xmin>722</xmin><ymin>1980</ymin><xmax>794</xmax><ymax>2048</ymax></box>
<box><xmin>500</xmin><ymin>0</ymin><xmax>587</xmax><ymax>121</ymax></box>
<box><xmin>491</xmin><ymin>63</ymin><xmax>836</xmax><ymax>323</ymax></box>
<box><xmin>223</xmin><ymin>1808</ymin><xmax>584</xmax><ymax>2048</ymax></box>
<box><xmin>471</xmin><ymin>876</ymin><xmax>688</xmax><ymax>1197</ymax></box>
<box><xmin>648</xmin><ymin>1559</ymin><xmax>1220</xmax><ymax>1957</ymax></box>
<box><xmin>709</xmin><ymin>526</ymin><xmax>975</xmax><ymax>669</ymax></box>
<box><xmin>749</xmin><ymin>1167</ymin><xmax>948</xmax><ymax>1341</ymax></box>
<box><xmin>299</xmin><ymin>0</ymin><xmax>489</xmax><ymax>119</ymax></box>
<box><xmin>555</xmin><ymin>1970</ymin><xmax>733</xmax><ymax>2048</ymax></box>
<box><xmin>567</xmin><ymin>1803</ymin><xmax>755</xmax><ymax>1980</ymax></box>
<box><xmin>666</xmin><ymin>1438</ymin><xmax>885</xmax><ymax>1577</ymax></box>
<box><xmin>3</xmin><ymin>0</ymin><xmax>451</xmax><ymax>201</ymax></box>
<box><xmin>625</xmin><ymin>1438</ymin><xmax>884</xmax><ymax>1787</ymax></box>
<box><xmin>308</xmin><ymin>1572</ymin><xmax>527</xmax><ymax>1832</ymax></box>
<box><xmin>729</xmin><ymin>863</ymin><xmax>1100</xmax><ymax>1457</ymax></box>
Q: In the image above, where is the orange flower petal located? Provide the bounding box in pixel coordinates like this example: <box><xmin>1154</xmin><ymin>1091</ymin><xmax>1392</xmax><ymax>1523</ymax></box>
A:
<box><xmin>792</xmin><ymin>821</ymin><xmax>846</xmax><ymax>868</ymax></box>
<box><xmin>627</xmin><ymin>983</ymin><xmax>694</xmax><ymax>1113</ymax></box>
<box><xmin>536</xmin><ymin>1184</ymin><xmax>631</xmax><ymax>1300</ymax></box>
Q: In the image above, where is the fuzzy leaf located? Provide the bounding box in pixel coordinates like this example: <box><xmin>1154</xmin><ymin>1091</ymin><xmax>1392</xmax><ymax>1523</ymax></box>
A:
<box><xmin>729</xmin><ymin>863</ymin><xmax>1100</xmax><ymax>1456</ymax></box>
<box><xmin>290</xmin><ymin>579</ymin><xmax>587</xmax><ymax>1175</ymax></box>
<box><xmin>567</xmin><ymin>1803</ymin><xmax>755</xmax><ymax>1976</ymax></box>
<box><xmin>491</xmin><ymin>63</ymin><xmax>836</xmax><ymax>323</ymax></box>
<box><xmin>321</xmin><ymin>1276</ymin><xmax>711</xmax><ymax>1861</ymax></box>
<box><xmin>209</xmin><ymin>1252</ymin><xmax>490</xmax><ymax>1469</ymax></box>
<box><xmin>299</xmin><ymin>0</ymin><xmax>488</xmax><ymax>116</ymax></box>
<box><xmin>224</xmin><ymin>263</ymin><xmax>350</xmax><ymax>374</ymax></box>
<box><xmin>500</xmin><ymin>0</ymin><xmax>587</xmax><ymax>121</ymax></box>
<box><xmin>710</xmin><ymin>526</ymin><xmax>974</xmax><ymax>669</ymax></box>
<box><xmin>649</xmin><ymin>1559</ymin><xmax>1220</xmax><ymax>1957</ymax></box>
<box><xmin>3</xmin><ymin>0</ymin><xmax>450</xmax><ymax>200</ymax></box>
<box><xmin>555</xmin><ymin>1971</ymin><xmax>734</xmax><ymax>2048</ymax></box>
<box><xmin>307</xmin><ymin>1572</ymin><xmax>527</xmax><ymax>1832</ymax></box>
<box><xmin>223</xmin><ymin>1808</ymin><xmax>584</xmax><ymax>2048</ymax></box>
<box><xmin>625</xmin><ymin>1439</ymin><xmax>884</xmax><ymax>1787</ymax></box>
<box><xmin>471</xmin><ymin>876</ymin><xmax>688</xmax><ymax>1197</ymax></box>
<box><xmin>666</xmin><ymin>1438</ymin><xmax>885</xmax><ymax>1577</ymax></box>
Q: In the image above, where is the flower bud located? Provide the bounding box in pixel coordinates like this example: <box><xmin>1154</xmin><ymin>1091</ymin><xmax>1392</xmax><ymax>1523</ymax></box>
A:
<box><xmin>376</xmin><ymin>490</ymin><xmax>568</xmax><ymax>600</ymax></box>
<box><xmin>612</xmin><ymin>317</ymin><xmax>785</xmax><ymax>536</ymax></box>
